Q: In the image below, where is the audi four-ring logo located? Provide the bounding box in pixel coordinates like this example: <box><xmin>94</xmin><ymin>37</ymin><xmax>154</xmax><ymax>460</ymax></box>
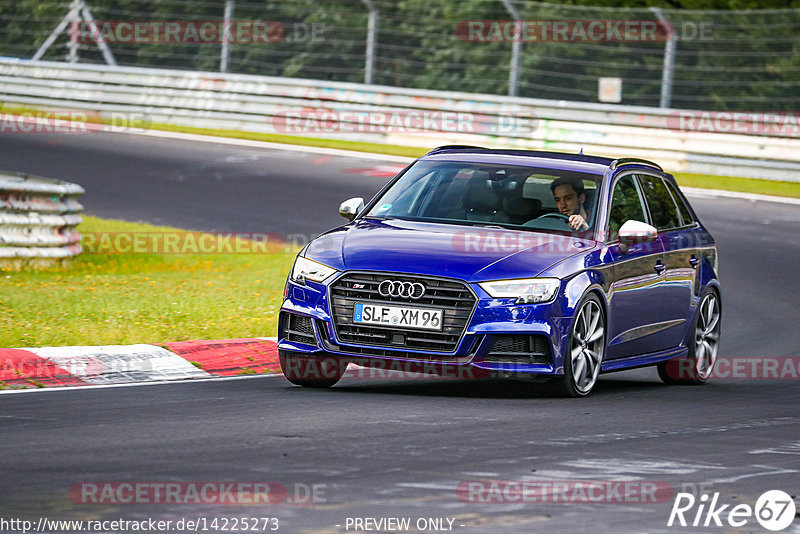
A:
<box><xmin>378</xmin><ymin>280</ymin><xmax>426</xmax><ymax>299</ymax></box>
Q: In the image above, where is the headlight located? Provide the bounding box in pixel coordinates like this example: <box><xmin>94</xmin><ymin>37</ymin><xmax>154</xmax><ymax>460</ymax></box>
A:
<box><xmin>478</xmin><ymin>278</ymin><xmax>560</xmax><ymax>304</ymax></box>
<box><xmin>290</xmin><ymin>257</ymin><xmax>338</xmax><ymax>284</ymax></box>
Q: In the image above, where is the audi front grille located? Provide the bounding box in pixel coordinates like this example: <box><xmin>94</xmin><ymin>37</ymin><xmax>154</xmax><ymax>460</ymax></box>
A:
<box><xmin>329</xmin><ymin>272</ymin><xmax>477</xmax><ymax>353</ymax></box>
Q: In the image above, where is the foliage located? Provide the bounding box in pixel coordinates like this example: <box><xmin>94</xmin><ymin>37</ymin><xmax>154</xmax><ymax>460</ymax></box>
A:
<box><xmin>1</xmin><ymin>0</ymin><xmax>798</xmax><ymax>110</ymax></box>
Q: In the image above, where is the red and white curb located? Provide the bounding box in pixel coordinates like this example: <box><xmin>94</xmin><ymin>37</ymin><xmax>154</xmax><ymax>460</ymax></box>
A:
<box><xmin>0</xmin><ymin>338</ymin><xmax>279</xmax><ymax>390</ymax></box>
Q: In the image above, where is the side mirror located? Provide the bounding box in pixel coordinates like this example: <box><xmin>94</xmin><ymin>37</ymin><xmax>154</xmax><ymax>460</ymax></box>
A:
<box><xmin>618</xmin><ymin>220</ymin><xmax>657</xmax><ymax>254</ymax></box>
<box><xmin>339</xmin><ymin>197</ymin><xmax>364</xmax><ymax>221</ymax></box>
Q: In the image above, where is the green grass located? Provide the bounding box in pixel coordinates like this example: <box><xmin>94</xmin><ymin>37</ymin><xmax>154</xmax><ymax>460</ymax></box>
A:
<box><xmin>150</xmin><ymin>121</ymin><xmax>430</xmax><ymax>158</ymax></box>
<box><xmin>3</xmin><ymin>104</ymin><xmax>799</xmax><ymax>199</ymax></box>
<box><xmin>673</xmin><ymin>172</ymin><xmax>800</xmax><ymax>199</ymax></box>
<box><xmin>0</xmin><ymin>216</ymin><xmax>297</xmax><ymax>348</ymax></box>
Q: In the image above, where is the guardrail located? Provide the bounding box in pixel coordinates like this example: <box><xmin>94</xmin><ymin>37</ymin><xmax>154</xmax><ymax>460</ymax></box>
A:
<box><xmin>0</xmin><ymin>171</ymin><xmax>84</xmax><ymax>268</ymax></box>
<box><xmin>1</xmin><ymin>58</ymin><xmax>798</xmax><ymax>182</ymax></box>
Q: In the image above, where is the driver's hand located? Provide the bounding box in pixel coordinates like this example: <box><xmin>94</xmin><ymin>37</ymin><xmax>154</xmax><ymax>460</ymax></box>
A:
<box><xmin>569</xmin><ymin>214</ymin><xmax>588</xmax><ymax>231</ymax></box>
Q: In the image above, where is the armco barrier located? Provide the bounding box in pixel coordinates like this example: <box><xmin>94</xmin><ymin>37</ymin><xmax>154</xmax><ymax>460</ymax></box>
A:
<box><xmin>0</xmin><ymin>171</ymin><xmax>84</xmax><ymax>268</ymax></box>
<box><xmin>1</xmin><ymin>58</ymin><xmax>799</xmax><ymax>181</ymax></box>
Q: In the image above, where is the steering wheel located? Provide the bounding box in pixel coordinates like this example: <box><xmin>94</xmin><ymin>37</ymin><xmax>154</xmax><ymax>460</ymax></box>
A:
<box><xmin>536</xmin><ymin>212</ymin><xmax>570</xmax><ymax>222</ymax></box>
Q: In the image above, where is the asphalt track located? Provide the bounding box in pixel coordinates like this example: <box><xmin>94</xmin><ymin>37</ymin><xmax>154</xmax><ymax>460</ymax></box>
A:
<box><xmin>1</xmin><ymin>131</ymin><xmax>799</xmax><ymax>534</ymax></box>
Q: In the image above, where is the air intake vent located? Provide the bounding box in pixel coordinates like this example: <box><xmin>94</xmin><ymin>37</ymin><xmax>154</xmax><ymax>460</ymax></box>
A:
<box><xmin>485</xmin><ymin>335</ymin><xmax>551</xmax><ymax>364</ymax></box>
<box><xmin>282</xmin><ymin>312</ymin><xmax>316</xmax><ymax>345</ymax></box>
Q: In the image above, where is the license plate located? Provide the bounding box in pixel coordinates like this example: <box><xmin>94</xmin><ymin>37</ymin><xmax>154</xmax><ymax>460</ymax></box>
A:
<box><xmin>353</xmin><ymin>303</ymin><xmax>443</xmax><ymax>331</ymax></box>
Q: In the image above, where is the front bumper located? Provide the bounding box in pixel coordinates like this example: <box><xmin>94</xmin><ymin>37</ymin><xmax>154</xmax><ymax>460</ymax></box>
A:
<box><xmin>278</xmin><ymin>276</ymin><xmax>573</xmax><ymax>376</ymax></box>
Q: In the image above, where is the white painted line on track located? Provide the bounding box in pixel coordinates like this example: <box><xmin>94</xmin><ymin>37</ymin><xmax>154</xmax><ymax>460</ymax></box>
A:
<box><xmin>134</xmin><ymin>129</ymin><xmax>414</xmax><ymax>163</ymax></box>
<box><xmin>682</xmin><ymin>186</ymin><xmax>800</xmax><ymax>206</ymax></box>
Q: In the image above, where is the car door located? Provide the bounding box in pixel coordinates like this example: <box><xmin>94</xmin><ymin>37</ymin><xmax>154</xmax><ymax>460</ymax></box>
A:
<box><xmin>637</xmin><ymin>173</ymin><xmax>699</xmax><ymax>350</ymax></box>
<box><xmin>602</xmin><ymin>173</ymin><xmax>667</xmax><ymax>360</ymax></box>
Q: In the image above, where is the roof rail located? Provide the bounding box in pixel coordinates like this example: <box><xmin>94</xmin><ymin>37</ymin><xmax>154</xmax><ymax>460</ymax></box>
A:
<box><xmin>610</xmin><ymin>157</ymin><xmax>663</xmax><ymax>171</ymax></box>
<box><xmin>425</xmin><ymin>145</ymin><xmax>487</xmax><ymax>155</ymax></box>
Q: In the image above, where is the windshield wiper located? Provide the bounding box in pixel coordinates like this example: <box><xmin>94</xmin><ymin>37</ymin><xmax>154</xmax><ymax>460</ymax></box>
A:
<box><xmin>469</xmin><ymin>223</ymin><xmax>510</xmax><ymax>230</ymax></box>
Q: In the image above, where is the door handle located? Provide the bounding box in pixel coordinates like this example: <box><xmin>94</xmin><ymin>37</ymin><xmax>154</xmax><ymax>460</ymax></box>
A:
<box><xmin>654</xmin><ymin>261</ymin><xmax>666</xmax><ymax>274</ymax></box>
<box><xmin>689</xmin><ymin>255</ymin><xmax>699</xmax><ymax>268</ymax></box>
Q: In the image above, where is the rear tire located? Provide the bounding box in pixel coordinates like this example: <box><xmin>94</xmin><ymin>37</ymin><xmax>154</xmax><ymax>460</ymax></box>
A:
<box><xmin>549</xmin><ymin>293</ymin><xmax>606</xmax><ymax>397</ymax></box>
<box><xmin>658</xmin><ymin>288</ymin><xmax>721</xmax><ymax>385</ymax></box>
<box><xmin>279</xmin><ymin>351</ymin><xmax>346</xmax><ymax>388</ymax></box>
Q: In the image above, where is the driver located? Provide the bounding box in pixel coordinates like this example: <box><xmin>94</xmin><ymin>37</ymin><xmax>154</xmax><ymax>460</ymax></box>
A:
<box><xmin>551</xmin><ymin>176</ymin><xmax>589</xmax><ymax>231</ymax></box>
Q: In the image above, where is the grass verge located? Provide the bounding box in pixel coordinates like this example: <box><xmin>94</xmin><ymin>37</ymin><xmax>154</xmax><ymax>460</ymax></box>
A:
<box><xmin>673</xmin><ymin>172</ymin><xmax>800</xmax><ymax>199</ymax></box>
<box><xmin>0</xmin><ymin>216</ymin><xmax>296</xmax><ymax>348</ymax></box>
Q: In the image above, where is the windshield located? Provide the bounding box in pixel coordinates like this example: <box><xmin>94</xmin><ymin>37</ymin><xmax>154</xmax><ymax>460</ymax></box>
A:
<box><xmin>365</xmin><ymin>160</ymin><xmax>602</xmax><ymax>235</ymax></box>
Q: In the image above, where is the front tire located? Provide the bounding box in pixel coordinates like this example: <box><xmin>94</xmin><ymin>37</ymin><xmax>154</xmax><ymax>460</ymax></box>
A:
<box><xmin>279</xmin><ymin>351</ymin><xmax>346</xmax><ymax>388</ymax></box>
<box><xmin>658</xmin><ymin>288</ymin><xmax>721</xmax><ymax>385</ymax></box>
<box><xmin>550</xmin><ymin>293</ymin><xmax>606</xmax><ymax>397</ymax></box>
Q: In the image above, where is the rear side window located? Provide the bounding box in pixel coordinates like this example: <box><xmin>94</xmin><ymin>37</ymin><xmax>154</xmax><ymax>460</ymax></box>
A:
<box><xmin>638</xmin><ymin>174</ymin><xmax>680</xmax><ymax>231</ymax></box>
<box><xmin>663</xmin><ymin>180</ymin><xmax>695</xmax><ymax>226</ymax></box>
<box><xmin>607</xmin><ymin>175</ymin><xmax>647</xmax><ymax>241</ymax></box>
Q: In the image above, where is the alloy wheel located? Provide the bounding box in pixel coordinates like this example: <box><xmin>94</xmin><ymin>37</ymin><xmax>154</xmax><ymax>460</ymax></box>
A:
<box><xmin>570</xmin><ymin>298</ymin><xmax>605</xmax><ymax>394</ymax></box>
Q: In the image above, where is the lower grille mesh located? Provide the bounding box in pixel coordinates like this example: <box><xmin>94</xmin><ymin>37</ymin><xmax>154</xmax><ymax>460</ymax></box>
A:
<box><xmin>283</xmin><ymin>313</ymin><xmax>316</xmax><ymax>345</ymax></box>
<box><xmin>485</xmin><ymin>335</ymin><xmax>551</xmax><ymax>364</ymax></box>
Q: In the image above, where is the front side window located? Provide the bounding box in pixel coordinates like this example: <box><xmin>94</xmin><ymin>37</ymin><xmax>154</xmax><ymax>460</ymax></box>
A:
<box><xmin>607</xmin><ymin>175</ymin><xmax>648</xmax><ymax>241</ymax></box>
<box><xmin>365</xmin><ymin>160</ymin><xmax>601</xmax><ymax>236</ymax></box>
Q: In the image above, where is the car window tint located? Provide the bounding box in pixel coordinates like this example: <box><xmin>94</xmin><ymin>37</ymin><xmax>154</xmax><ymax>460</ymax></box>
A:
<box><xmin>638</xmin><ymin>174</ymin><xmax>680</xmax><ymax>231</ymax></box>
<box><xmin>663</xmin><ymin>179</ymin><xmax>694</xmax><ymax>225</ymax></box>
<box><xmin>608</xmin><ymin>175</ymin><xmax>647</xmax><ymax>241</ymax></box>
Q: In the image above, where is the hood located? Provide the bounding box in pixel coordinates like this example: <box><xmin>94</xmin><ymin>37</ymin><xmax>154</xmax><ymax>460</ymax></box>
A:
<box><xmin>304</xmin><ymin>219</ymin><xmax>594</xmax><ymax>282</ymax></box>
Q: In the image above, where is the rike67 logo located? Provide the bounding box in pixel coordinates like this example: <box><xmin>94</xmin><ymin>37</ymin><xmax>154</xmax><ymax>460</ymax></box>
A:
<box><xmin>668</xmin><ymin>490</ymin><xmax>796</xmax><ymax>531</ymax></box>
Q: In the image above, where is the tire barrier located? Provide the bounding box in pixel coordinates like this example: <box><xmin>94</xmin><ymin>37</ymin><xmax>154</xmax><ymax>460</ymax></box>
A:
<box><xmin>0</xmin><ymin>170</ymin><xmax>84</xmax><ymax>268</ymax></box>
<box><xmin>1</xmin><ymin>58</ymin><xmax>799</xmax><ymax>182</ymax></box>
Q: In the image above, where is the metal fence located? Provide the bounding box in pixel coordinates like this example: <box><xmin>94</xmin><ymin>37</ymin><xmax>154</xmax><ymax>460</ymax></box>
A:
<box><xmin>1</xmin><ymin>0</ymin><xmax>799</xmax><ymax>112</ymax></box>
<box><xmin>2</xmin><ymin>58</ymin><xmax>799</xmax><ymax>182</ymax></box>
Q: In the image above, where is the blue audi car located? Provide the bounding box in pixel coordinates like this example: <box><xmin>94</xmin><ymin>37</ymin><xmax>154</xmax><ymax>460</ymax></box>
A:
<box><xmin>278</xmin><ymin>147</ymin><xmax>720</xmax><ymax>396</ymax></box>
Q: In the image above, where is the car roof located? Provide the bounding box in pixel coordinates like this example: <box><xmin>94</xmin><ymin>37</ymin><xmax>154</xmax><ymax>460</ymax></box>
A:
<box><xmin>418</xmin><ymin>146</ymin><xmax>664</xmax><ymax>177</ymax></box>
